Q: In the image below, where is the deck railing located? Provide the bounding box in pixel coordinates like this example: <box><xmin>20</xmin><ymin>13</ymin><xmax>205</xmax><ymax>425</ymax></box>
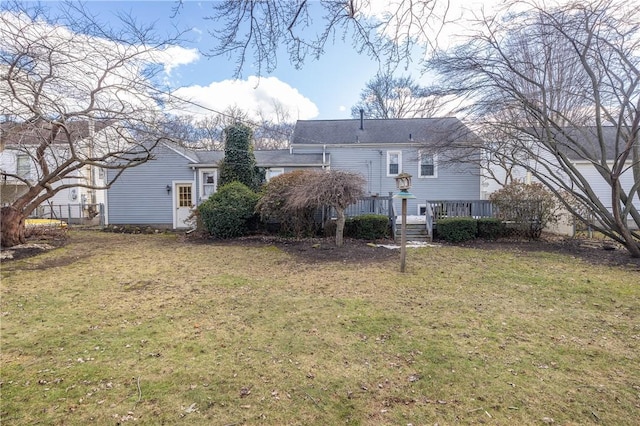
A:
<box><xmin>321</xmin><ymin>193</ymin><xmax>395</xmax><ymax>231</ymax></box>
<box><xmin>428</xmin><ymin>200</ymin><xmax>496</xmax><ymax>220</ymax></box>
<box><xmin>344</xmin><ymin>193</ymin><xmax>394</xmax><ymax>219</ymax></box>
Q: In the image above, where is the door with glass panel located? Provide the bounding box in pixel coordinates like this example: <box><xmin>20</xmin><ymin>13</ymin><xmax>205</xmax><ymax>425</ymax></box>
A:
<box><xmin>175</xmin><ymin>183</ymin><xmax>193</xmax><ymax>228</ymax></box>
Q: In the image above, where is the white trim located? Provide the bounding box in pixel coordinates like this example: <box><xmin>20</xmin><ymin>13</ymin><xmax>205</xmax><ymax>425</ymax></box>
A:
<box><xmin>198</xmin><ymin>168</ymin><xmax>217</xmax><ymax>202</ymax></box>
<box><xmin>266</xmin><ymin>167</ymin><xmax>285</xmax><ymax>181</ymax></box>
<box><xmin>293</xmin><ymin>142</ymin><xmax>421</xmax><ymax>149</ymax></box>
<box><xmin>418</xmin><ymin>151</ymin><xmax>437</xmax><ymax>178</ymax></box>
<box><xmin>161</xmin><ymin>141</ymin><xmax>199</xmax><ymax>163</ymax></box>
<box><xmin>171</xmin><ymin>180</ymin><xmax>195</xmax><ymax>229</ymax></box>
<box><xmin>417</xmin><ymin>204</ymin><xmax>427</xmax><ymax>215</ymax></box>
<box><xmin>386</xmin><ymin>150</ymin><xmax>402</xmax><ymax>177</ymax></box>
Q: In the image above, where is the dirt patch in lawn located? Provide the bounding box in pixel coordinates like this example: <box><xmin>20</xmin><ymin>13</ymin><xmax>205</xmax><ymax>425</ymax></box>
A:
<box><xmin>207</xmin><ymin>234</ymin><xmax>401</xmax><ymax>264</ymax></box>
<box><xmin>2</xmin><ymin>231</ymin><xmax>639</xmax><ymax>270</ymax></box>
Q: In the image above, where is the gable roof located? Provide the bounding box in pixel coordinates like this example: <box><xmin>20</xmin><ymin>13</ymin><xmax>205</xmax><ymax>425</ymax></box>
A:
<box><xmin>521</xmin><ymin>126</ymin><xmax>637</xmax><ymax>162</ymax></box>
<box><xmin>291</xmin><ymin>117</ymin><xmax>479</xmax><ymax>146</ymax></box>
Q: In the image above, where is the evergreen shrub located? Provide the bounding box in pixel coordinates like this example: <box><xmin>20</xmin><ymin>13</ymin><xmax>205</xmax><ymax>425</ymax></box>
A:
<box><xmin>345</xmin><ymin>214</ymin><xmax>390</xmax><ymax>239</ymax></box>
<box><xmin>436</xmin><ymin>217</ymin><xmax>477</xmax><ymax>242</ymax></box>
<box><xmin>477</xmin><ymin>218</ymin><xmax>508</xmax><ymax>239</ymax></box>
<box><xmin>198</xmin><ymin>181</ymin><xmax>259</xmax><ymax>239</ymax></box>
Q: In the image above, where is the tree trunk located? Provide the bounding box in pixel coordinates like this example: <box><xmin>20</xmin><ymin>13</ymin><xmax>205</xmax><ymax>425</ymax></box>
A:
<box><xmin>1</xmin><ymin>206</ymin><xmax>27</xmax><ymax>248</ymax></box>
<box><xmin>611</xmin><ymin>179</ymin><xmax>640</xmax><ymax>258</ymax></box>
<box><xmin>335</xmin><ymin>208</ymin><xmax>345</xmax><ymax>247</ymax></box>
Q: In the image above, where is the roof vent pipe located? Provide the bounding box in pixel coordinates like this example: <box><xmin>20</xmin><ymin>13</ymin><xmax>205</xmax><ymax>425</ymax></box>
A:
<box><xmin>359</xmin><ymin>109</ymin><xmax>364</xmax><ymax>130</ymax></box>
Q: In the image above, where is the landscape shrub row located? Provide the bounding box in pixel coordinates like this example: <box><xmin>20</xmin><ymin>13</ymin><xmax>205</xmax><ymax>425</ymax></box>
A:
<box><xmin>345</xmin><ymin>214</ymin><xmax>390</xmax><ymax>239</ymax></box>
<box><xmin>436</xmin><ymin>217</ymin><xmax>508</xmax><ymax>242</ymax></box>
<box><xmin>323</xmin><ymin>214</ymin><xmax>390</xmax><ymax>240</ymax></box>
<box><xmin>196</xmin><ymin>181</ymin><xmax>390</xmax><ymax>240</ymax></box>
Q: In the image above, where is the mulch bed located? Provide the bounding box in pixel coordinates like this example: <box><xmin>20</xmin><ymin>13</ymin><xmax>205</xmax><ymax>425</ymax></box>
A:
<box><xmin>3</xmin><ymin>231</ymin><xmax>639</xmax><ymax>271</ymax></box>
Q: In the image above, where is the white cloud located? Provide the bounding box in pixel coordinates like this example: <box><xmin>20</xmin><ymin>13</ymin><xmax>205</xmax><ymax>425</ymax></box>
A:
<box><xmin>1</xmin><ymin>10</ymin><xmax>201</xmax><ymax>120</ymax></box>
<box><xmin>154</xmin><ymin>45</ymin><xmax>200</xmax><ymax>76</ymax></box>
<box><xmin>172</xmin><ymin>76</ymin><xmax>319</xmax><ymax>122</ymax></box>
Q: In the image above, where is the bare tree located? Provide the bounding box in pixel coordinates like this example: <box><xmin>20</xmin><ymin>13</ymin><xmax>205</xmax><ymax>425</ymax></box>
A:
<box><xmin>288</xmin><ymin>170</ymin><xmax>366</xmax><ymax>247</ymax></box>
<box><xmin>0</xmin><ymin>2</ymin><xmax>183</xmax><ymax>246</ymax></box>
<box><xmin>427</xmin><ymin>0</ymin><xmax>640</xmax><ymax>257</ymax></box>
<box><xmin>254</xmin><ymin>100</ymin><xmax>295</xmax><ymax>150</ymax></box>
<box><xmin>351</xmin><ymin>70</ymin><xmax>445</xmax><ymax>119</ymax></box>
<box><xmin>187</xmin><ymin>0</ymin><xmax>450</xmax><ymax>77</ymax></box>
<box><xmin>166</xmin><ymin>108</ymin><xmax>293</xmax><ymax>152</ymax></box>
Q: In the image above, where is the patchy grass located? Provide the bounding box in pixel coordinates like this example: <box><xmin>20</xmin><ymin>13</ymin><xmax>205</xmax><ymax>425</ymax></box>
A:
<box><xmin>1</xmin><ymin>231</ymin><xmax>639</xmax><ymax>425</ymax></box>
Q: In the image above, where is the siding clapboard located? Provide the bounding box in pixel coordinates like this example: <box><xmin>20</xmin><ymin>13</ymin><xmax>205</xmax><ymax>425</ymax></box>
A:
<box><xmin>106</xmin><ymin>145</ymin><xmax>194</xmax><ymax>225</ymax></box>
<box><xmin>294</xmin><ymin>145</ymin><xmax>481</xmax><ymax>215</ymax></box>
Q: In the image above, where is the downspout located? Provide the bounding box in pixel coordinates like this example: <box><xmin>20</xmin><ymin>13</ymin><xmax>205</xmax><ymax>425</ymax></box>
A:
<box><xmin>323</xmin><ymin>144</ymin><xmax>326</xmax><ymax>169</ymax></box>
<box><xmin>193</xmin><ymin>167</ymin><xmax>198</xmax><ymax>204</ymax></box>
<box><xmin>379</xmin><ymin>150</ymin><xmax>383</xmax><ymax>194</ymax></box>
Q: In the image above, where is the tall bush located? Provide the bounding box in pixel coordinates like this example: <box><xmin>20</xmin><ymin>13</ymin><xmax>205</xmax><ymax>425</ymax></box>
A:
<box><xmin>489</xmin><ymin>181</ymin><xmax>560</xmax><ymax>239</ymax></box>
<box><xmin>198</xmin><ymin>181</ymin><xmax>259</xmax><ymax>239</ymax></box>
<box><xmin>218</xmin><ymin>123</ymin><xmax>264</xmax><ymax>191</ymax></box>
<box><xmin>256</xmin><ymin>171</ymin><xmax>317</xmax><ymax>237</ymax></box>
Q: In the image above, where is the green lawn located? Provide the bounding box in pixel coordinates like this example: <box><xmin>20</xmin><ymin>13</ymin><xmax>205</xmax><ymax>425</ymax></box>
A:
<box><xmin>1</xmin><ymin>231</ymin><xmax>639</xmax><ymax>425</ymax></box>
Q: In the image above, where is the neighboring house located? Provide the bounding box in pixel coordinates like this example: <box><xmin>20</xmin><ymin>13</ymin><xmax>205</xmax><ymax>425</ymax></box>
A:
<box><xmin>0</xmin><ymin>121</ymin><xmax>108</xmax><ymax>220</ymax></box>
<box><xmin>483</xmin><ymin>126</ymin><xmax>640</xmax><ymax>229</ymax></box>
<box><xmin>105</xmin><ymin>116</ymin><xmax>482</xmax><ymax>229</ymax></box>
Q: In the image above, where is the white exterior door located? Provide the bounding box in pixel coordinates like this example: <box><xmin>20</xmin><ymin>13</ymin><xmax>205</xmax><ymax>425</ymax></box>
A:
<box><xmin>174</xmin><ymin>183</ymin><xmax>194</xmax><ymax>229</ymax></box>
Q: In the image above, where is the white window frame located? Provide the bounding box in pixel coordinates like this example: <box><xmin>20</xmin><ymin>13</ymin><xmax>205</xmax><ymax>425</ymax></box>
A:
<box><xmin>418</xmin><ymin>151</ymin><xmax>437</xmax><ymax>178</ymax></box>
<box><xmin>16</xmin><ymin>154</ymin><xmax>31</xmax><ymax>179</ymax></box>
<box><xmin>418</xmin><ymin>204</ymin><xmax>427</xmax><ymax>216</ymax></box>
<box><xmin>266</xmin><ymin>168</ymin><xmax>284</xmax><ymax>181</ymax></box>
<box><xmin>199</xmin><ymin>169</ymin><xmax>217</xmax><ymax>202</ymax></box>
<box><xmin>387</xmin><ymin>151</ymin><xmax>402</xmax><ymax>177</ymax></box>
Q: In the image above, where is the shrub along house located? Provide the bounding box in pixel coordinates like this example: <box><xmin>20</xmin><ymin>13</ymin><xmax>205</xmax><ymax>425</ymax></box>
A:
<box><xmin>105</xmin><ymin>142</ymin><xmax>327</xmax><ymax>229</ymax></box>
<box><xmin>105</xmin><ymin>116</ymin><xmax>482</xmax><ymax>234</ymax></box>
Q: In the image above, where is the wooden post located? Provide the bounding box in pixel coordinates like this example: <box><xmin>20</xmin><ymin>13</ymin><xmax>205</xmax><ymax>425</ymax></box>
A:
<box><xmin>400</xmin><ymin>197</ymin><xmax>407</xmax><ymax>273</ymax></box>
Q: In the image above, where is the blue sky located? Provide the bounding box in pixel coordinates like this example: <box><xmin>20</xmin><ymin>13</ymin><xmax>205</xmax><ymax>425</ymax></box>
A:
<box><xmin>62</xmin><ymin>1</ymin><xmax>388</xmax><ymax>122</ymax></box>
<box><xmin>31</xmin><ymin>1</ymin><xmax>553</xmax><ymax>123</ymax></box>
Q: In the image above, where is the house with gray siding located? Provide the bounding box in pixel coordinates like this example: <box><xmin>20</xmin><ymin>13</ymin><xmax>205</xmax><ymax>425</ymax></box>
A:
<box><xmin>105</xmin><ymin>116</ymin><xmax>482</xmax><ymax>229</ymax></box>
<box><xmin>290</xmin><ymin>116</ymin><xmax>482</xmax><ymax>216</ymax></box>
<box><xmin>482</xmin><ymin>126</ymin><xmax>640</xmax><ymax>230</ymax></box>
<box><xmin>105</xmin><ymin>143</ymin><xmax>327</xmax><ymax>229</ymax></box>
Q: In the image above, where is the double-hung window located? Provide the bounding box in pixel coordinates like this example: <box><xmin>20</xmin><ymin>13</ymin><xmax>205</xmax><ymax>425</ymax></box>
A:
<box><xmin>200</xmin><ymin>169</ymin><xmax>217</xmax><ymax>201</ymax></box>
<box><xmin>387</xmin><ymin>151</ymin><xmax>402</xmax><ymax>176</ymax></box>
<box><xmin>16</xmin><ymin>154</ymin><xmax>31</xmax><ymax>179</ymax></box>
<box><xmin>419</xmin><ymin>152</ymin><xmax>437</xmax><ymax>178</ymax></box>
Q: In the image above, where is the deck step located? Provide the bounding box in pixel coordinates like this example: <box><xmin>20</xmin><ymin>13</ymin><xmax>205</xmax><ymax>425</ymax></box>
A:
<box><xmin>394</xmin><ymin>223</ymin><xmax>431</xmax><ymax>242</ymax></box>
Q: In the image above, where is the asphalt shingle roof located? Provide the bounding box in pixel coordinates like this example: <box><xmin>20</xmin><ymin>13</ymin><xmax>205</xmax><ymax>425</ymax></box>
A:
<box><xmin>170</xmin><ymin>146</ymin><xmax>326</xmax><ymax>167</ymax></box>
<box><xmin>291</xmin><ymin>117</ymin><xmax>479</xmax><ymax>146</ymax></box>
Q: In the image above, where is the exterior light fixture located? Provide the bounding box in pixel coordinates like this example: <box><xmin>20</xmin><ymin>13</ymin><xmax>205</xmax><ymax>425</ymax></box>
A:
<box><xmin>166</xmin><ymin>184</ymin><xmax>171</xmax><ymax>194</ymax></box>
<box><xmin>393</xmin><ymin>172</ymin><xmax>416</xmax><ymax>273</ymax></box>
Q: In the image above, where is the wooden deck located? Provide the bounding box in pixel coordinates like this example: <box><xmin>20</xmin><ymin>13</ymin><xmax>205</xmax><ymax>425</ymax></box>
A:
<box><xmin>341</xmin><ymin>198</ymin><xmax>496</xmax><ymax>243</ymax></box>
<box><xmin>427</xmin><ymin>200</ymin><xmax>496</xmax><ymax>220</ymax></box>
